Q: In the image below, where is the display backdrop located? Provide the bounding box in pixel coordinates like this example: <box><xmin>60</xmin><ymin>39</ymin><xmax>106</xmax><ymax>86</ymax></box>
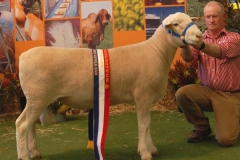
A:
<box><xmin>0</xmin><ymin>0</ymin><xmax>185</xmax><ymax>73</ymax></box>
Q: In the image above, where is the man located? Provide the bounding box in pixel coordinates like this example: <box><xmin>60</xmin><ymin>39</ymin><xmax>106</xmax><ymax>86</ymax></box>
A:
<box><xmin>176</xmin><ymin>1</ymin><xmax>240</xmax><ymax>147</ymax></box>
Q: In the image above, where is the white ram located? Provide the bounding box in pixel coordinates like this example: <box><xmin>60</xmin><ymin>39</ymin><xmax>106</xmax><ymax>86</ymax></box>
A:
<box><xmin>16</xmin><ymin>12</ymin><xmax>202</xmax><ymax>160</ymax></box>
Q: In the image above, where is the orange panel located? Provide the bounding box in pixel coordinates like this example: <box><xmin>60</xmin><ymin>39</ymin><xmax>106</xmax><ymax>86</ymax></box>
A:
<box><xmin>113</xmin><ymin>31</ymin><xmax>146</xmax><ymax>47</ymax></box>
<box><xmin>15</xmin><ymin>41</ymin><xmax>45</xmax><ymax>66</ymax></box>
<box><xmin>171</xmin><ymin>48</ymin><xmax>182</xmax><ymax>68</ymax></box>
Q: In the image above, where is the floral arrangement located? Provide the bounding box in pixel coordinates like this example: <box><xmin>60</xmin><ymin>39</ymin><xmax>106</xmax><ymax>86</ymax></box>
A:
<box><xmin>168</xmin><ymin>59</ymin><xmax>201</xmax><ymax>91</ymax></box>
<box><xmin>0</xmin><ymin>68</ymin><xmax>24</xmax><ymax>98</ymax></box>
<box><xmin>0</xmin><ymin>69</ymin><xmax>69</xmax><ymax>113</ymax></box>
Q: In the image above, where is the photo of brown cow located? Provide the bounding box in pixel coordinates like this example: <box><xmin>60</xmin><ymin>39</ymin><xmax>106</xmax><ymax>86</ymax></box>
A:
<box><xmin>81</xmin><ymin>1</ymin><xmax>113</xmax><ymax>49</ymax></box>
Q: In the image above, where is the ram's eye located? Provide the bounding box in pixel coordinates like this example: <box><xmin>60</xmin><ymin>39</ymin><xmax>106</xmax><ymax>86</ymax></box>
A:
<box><xmin>173</xmin><ymin>23</ymin><xmax>178</xmax><ymax>26</ymax></box>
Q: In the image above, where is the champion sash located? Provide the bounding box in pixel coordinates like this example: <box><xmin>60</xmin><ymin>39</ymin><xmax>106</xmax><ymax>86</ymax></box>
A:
<box><xmin>91</xmin><ymin>49</ymin><xmax>110</xmax><ymax>160</ymax></box>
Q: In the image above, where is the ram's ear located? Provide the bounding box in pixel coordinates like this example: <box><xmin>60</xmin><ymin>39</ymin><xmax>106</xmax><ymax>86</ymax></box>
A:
<box><xmin>162</xmin><ymin>14</ymin><xmax>173</xmax><ymax>29</ymax></box>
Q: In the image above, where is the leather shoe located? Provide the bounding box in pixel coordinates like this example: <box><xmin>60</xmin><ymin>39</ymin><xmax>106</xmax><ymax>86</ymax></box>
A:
<box><xmin>187</xmin><ymin>128</ymin><xmax>212</xmax><ymax>143</ymax></box>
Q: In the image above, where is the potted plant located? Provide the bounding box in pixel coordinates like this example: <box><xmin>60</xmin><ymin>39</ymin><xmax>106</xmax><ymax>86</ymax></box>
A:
<box><xmin>0</xmin><ymin>69</ymin><xmax>70</xmax><ymax>118</ymax></box>
<box><xmin>168</xmin><ymin>59</ymin><xmax>201</xmax><ymax>91</ymax></box>
<box><xmin>0</xmin><ymin>68</ymin><xmax>26</xmax><ymax>112</ymax></box>
<box><xmin>168</xmin><ymin>59</ymin><xmax>201</xmax><ymax>112</ymax></box>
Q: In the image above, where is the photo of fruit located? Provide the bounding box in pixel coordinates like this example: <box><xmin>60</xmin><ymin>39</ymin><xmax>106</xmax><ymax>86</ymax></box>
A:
<box><xmin>113</xmin><ymin>0</ymin><xmax>144</xmax><ymax>31</ymax></box>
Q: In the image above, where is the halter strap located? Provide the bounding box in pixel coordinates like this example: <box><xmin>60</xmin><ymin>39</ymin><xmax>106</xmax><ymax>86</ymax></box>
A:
<box><xmin>182</xmin><ymin>22</ymin><xmax>195</xmax><ymax>36</ymax></box>
<box><xmin>164</xmin><ymin>22</ymin><xmax>195</xmax><ymax>44</ymax></box>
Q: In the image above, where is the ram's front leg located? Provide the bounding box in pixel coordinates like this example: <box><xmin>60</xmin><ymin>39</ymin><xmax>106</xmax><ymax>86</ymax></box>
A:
<box><xmin>146</xmin><ymin>128</ymin><xmax>158</xmax><ymax>156</ymax></box>
<box><xmin>136</xmin><ymin>102</ymin><xmax>153</xmax><ymax>160</ymax></box>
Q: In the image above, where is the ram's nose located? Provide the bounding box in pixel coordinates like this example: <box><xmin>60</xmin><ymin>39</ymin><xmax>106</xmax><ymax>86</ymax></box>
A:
<box><xmin>196</xmin><ymin>31</ymin><xmax>202</xmax><ymax>39</ymax></box>
<box><xmin>196</xmin><ymin>35</ymin><xmax>201</xmax><ymax>39</ymax></box>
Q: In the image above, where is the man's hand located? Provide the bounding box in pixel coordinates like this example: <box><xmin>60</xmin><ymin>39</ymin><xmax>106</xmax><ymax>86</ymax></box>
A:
<box><xmin>192</xmin><ymin>41</ymin><xmax>205</xmax><ymax>50</ymax></box>
<box><xmin>190</xmin><ymin>38</ymin><xmax>204</xmax><ymax>50</ymax></box>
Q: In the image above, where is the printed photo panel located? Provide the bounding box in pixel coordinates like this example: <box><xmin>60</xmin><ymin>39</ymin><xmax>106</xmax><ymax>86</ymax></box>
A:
<box><xmin>145</xmin><ymin>6</ymin><xmax>185</xmax><ymax>39</ymax></box>
<box><xmin>45</xmin><ymin>19</ymin><xmax>80</xmax><ymax>48</ymax></box>
<box><xmin>44</xmin><ymin>0</ymin><xmax>80</xmax><ymax>19</ymax></box>
<box><xmin>81</xmin><ymin>1</ymin><xmax>113</xmax><ymax>49</ymax></box>
<box><xmin>0</xmin><ymin>0</ymin><xmax>15</xmax><ymax>73</ymax></box>
<box><xmin>15</xmin><ymin>0</ymin><xmax>43</xmax><ymax>41</ymax></box>
<box><xmin>113</xmin><ymin>0</ymin><xmax>144</xmax><ymax>31</ymax></box>
<box><xmin>0</xmin><ymin>0</ymin><xmax>11</xmax><ymax>11</ymax></box>
<box><xmin>145</xmin><ymin>0</ymin><xmax>185</xmax><ymax>6</ymax></box>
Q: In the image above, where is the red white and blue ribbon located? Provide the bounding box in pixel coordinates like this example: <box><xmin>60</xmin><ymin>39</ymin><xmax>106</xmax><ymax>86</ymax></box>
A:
<box><xmin>91</xmin><ymin>49</ymin><xmax>110</xmax><ymax>160</ymax></box>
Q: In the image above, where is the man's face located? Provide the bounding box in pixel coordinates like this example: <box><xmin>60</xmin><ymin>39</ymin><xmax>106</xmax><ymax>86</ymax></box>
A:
<box><xmin>204</xmin><ymin>6</ymin><xmax>225</xmax><ymax>32</ymax></box>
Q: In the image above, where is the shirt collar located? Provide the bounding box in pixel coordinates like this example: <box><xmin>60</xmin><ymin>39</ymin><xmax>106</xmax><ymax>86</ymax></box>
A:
<box><xmin>203</xmin><ymin>28</ymin><xmax>228</xmax><ymax>39</ymax></box>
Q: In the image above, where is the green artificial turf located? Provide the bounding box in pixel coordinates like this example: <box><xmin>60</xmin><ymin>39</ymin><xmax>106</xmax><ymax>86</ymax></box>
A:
<box><xmin>1</xmin><ymin>111</ymin><xmax>240</xmax><ymax>160</ymax></box>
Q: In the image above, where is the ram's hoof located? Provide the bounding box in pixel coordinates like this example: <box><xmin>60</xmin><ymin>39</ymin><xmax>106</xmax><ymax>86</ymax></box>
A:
<box><xmin>151</xmin><ymin>151</ymin><xmax>158</xmax><ymax>156</ymax></box>
<box><xmin>140</xmin><ymin>152</ymin><xmax>153</xmax><ymax>160</ymax></box>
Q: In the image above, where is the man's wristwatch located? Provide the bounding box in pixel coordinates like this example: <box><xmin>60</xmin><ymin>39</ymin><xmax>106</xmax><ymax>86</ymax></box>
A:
<box><xmin>199</xmin><ymin>42</ymin><xmax>205</xmax><ymax>50</ymax></box>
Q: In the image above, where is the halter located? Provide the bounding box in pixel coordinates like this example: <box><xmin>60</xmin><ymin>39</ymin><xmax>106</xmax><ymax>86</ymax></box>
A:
<box><xmin>164</xmin><ymin>22</ymin><xmax>195</xmax><ymax>44</ymax></box>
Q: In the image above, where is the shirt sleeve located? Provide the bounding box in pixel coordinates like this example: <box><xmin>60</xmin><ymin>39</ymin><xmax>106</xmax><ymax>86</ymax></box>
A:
<box><xmin>219</xmin><ymin>32</ymin><xmax>240</xmax><ymax>59</ymax></box>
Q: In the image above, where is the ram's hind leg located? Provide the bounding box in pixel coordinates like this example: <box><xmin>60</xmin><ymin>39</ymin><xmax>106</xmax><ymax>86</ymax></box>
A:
<box><xmin>16</xmin><ymin>99</ymin><xmax>48</xmax><ymax>160</ymax></box>
<box><xmin>28</xmin><ymin>121</ymin><xmax>42</xmax><ymax>159</ymax></box>
<box><xmin>16</xmin><ymin>110</ymin><xmax>31</xmax><ymax>160</ymax></box>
